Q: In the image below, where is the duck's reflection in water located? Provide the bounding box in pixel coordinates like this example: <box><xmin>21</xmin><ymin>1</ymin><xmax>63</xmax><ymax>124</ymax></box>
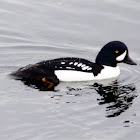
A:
<box><xmin>92</xmin><ymin>81</ymin><xmax>137</xmax><ymax>117</ymax></box>
<box><xmin>19</xmin><ymin>77</ymin><xmax>137</xmax><ymax>117</ymax></box>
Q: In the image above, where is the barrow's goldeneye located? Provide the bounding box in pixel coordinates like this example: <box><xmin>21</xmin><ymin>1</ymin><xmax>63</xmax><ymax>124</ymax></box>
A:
<box><xmin>11</xmin><ymin>41</ymin><xmax>137</xmax><ymax>89</ymax></box>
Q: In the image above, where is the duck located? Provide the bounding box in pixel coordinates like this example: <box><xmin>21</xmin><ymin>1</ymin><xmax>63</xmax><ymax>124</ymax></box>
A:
<box><xmin>11</xmin><ymin>41</ymin><xmax>137</xmax><ymax>89</ymax></box>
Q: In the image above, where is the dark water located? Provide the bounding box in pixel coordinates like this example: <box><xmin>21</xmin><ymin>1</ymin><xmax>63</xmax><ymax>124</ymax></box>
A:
<box><xmin>0</xmin><ymin>0</ymin><xmax>140</xmax><ymax>140</ymax></box>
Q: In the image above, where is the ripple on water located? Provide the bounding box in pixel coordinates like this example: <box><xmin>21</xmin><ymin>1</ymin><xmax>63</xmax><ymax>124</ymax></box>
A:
<box><xmin>120</xmin><ymin>63</ymin><xmax>140</xmax><ymax>86</ymax></box>
<box><xmin>0</xmin><ymin>0</ymin><xmax>140</xmax><ymax>139</ymax></box>
<box><xmin>0</xmin><ymin>41</ymin><xmax>139</xmax><ymax>140</ymax></box>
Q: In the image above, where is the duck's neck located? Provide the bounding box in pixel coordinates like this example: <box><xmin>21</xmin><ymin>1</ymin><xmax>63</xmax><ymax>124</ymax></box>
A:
<box><xmin>95</xmin><ymin>54</ymin><xmax>117</xmax><ymax>67</ymax></box>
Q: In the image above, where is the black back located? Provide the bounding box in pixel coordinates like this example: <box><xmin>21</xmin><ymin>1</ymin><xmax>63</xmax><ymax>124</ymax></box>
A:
<box><xmin>37</xmin><ymin>57</ymin><xmax>104</xmax><ymax>76</ymax></box>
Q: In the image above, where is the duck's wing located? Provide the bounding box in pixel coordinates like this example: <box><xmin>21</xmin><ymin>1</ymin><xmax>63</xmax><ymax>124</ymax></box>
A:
<box><xmin>11</xmin><ymin>57</ymin><xmax>103</xmax><ymax>81</ymax></box>
<box><xmin>37</xmin><ymin>57</ymin><xmax>103</xmax><ymax>76</ymax></box>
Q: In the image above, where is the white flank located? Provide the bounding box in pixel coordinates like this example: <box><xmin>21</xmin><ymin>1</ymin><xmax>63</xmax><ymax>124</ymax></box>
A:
<box><xmin>55</xmin><ymin>70</ymin><xmax>94</xmax><ymax>81</ymax></box>
<box><xmin>116</xmin><ymin>51</ymin><xmax>127</xmax><ymax>61</ymax></box>
<box><xmin>54</xmin><ymin>66</ymin><xmax>120</xmax><ymax>81</ymax></box>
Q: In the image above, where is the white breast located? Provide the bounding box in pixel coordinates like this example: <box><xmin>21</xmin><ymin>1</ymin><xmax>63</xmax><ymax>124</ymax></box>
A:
<box><xmin>94</xmin><ymin>66</ymin><xmax>120</xmax><ymax>80</ymax></box>
<box><xmin>54</xmin><ymin>66</ymin><xmax>120</xmax><ymax>82</ymax></box>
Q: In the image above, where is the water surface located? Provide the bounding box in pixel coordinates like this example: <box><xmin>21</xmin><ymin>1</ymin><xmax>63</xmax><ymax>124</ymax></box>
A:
<box><xmin>0</xmin><ymin>0</ymin><xmax>140</xmax><ymax>140</ymax></box>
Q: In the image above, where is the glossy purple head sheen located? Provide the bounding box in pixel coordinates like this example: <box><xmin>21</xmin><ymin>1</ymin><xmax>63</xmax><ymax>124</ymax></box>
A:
<box><xmin>95</xmin><ymin>41</ymin><xmax>136</xmax><ymax>67</ymax></box>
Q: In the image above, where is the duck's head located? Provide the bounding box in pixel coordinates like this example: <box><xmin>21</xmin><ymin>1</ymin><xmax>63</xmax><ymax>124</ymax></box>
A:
<box><xmin>95</xmin><ymin>41</ymin><xmax>137</xmax><ymax>67</ymax></box>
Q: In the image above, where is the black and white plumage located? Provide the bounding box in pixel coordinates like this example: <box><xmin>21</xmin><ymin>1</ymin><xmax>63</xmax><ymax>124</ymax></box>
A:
<box><xmin>11</xmin><ymin>41</ymin><xmax>136</xmax><ymax>89</ymax></box>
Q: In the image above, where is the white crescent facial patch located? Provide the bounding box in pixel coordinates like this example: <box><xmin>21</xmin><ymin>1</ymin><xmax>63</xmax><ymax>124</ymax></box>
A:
<box><xmin>116</xmin><ymin>50</ymin><xmax>127</xmax><ymax>61</ymax></box>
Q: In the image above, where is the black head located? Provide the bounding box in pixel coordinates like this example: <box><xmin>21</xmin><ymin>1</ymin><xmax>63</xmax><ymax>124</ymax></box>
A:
<box><xmin>95</xmin><ymin>41</ymin><xmax>137</xmax><ymax>67</ymax></box>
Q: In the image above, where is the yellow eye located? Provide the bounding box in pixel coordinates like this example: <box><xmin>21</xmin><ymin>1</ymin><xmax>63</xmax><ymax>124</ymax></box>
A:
<box><xmin>115</xmin><ymin>50</ymin><xmax>119</xmax><ymax>53</ymax></box>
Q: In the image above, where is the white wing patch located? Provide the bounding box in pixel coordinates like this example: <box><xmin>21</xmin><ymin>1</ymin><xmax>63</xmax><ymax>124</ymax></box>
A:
<box><xmin>77</xmin><ymin>63</ymin><xmax>83</xmax><ymax>67</ymax></box>
<box><xmin>61</xmin><ymin>62</ymin><xmax>65</xmax><ymax>64</ymax></box>
<box><xmin>74</xmin><ymin>62</ymin><xmax>78</xmax><ymax>66</ymax></box>
<box><xmin>66</xmin><ymin>67</ymin><xmax>75</xmax><ymax>69</ymax></box>
<box><xmin>116</xmin><ymin>51</ymin><xmax>127</xmax><ymax>61</ymax></box>
<box><xmin>64</xmin><ymin>61</ymin><xmax>92</xmax><ymax>71</ymax></box>
<box><xmin>81</xmin><ymin>64</ymin><xmax>86</xmax><ymax>67</ymax></box>
<box><xmin>82</xmin><ymin>66</ymin><xmax>90</xmax><ymax>70</ymax></box>
<box><xmin>69</xmin><ymin>62</ymin><xmax>73</xmax><ymax>65</ymax></box>
<box><xmin>87</xmin><ymin>67</ymin><xmax>92</xmax><ymax>70</ymax></box>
